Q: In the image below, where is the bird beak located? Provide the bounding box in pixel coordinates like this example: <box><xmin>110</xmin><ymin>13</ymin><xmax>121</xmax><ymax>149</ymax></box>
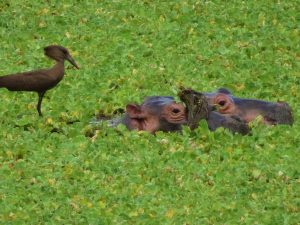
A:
<box><xmin>66</xmin><ymin>55</ymin><xmax>80</xmax><ymax>69</ymax></box>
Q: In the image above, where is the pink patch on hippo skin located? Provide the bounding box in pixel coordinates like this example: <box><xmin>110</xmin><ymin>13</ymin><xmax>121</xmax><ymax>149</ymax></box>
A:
<box><xmin>240</xmin><ymin>109</ymin><xmax>265</xmax><ymax>124</ymax></box>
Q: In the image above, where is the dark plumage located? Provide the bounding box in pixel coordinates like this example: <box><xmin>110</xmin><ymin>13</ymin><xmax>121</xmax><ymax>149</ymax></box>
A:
<box><xmin>178</xmin><ymin>88</ymin><xmax>209</xmax><ymax>130</ymax></box>
<box><xmin>0</xmin><ymin>45</ymin><xmax>79</xmax><ymax>116</ymax></box>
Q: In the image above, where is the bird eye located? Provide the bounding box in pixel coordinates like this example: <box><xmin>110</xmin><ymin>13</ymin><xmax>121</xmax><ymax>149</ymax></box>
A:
<box><xmin>59</xmin><ymin>47</ymin><xmax>68</xmax><ymax>54</ymax></box>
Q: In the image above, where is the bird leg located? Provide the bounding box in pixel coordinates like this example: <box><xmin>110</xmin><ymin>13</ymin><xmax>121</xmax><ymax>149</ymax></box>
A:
<box><xmin>37</xmin><ymin>91</ymin><xmax>46</xmax><ymax>117</ymax></box>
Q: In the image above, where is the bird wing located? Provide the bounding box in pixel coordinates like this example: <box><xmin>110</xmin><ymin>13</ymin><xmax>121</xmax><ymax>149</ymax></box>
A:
<box><xmin>0</xmin><ymin>68</ymin><xmax>57</xmax><ymax>92</ymax></box>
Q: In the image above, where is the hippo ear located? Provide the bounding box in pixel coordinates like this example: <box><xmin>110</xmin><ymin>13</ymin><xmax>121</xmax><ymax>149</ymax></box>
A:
<box><xmin>217</xmin><ymin>88</ymin><xmax>232</xmax><ymax>95</ymax></box>
<box><xmin>126</xmin><ymin>104</ymin><xmax>145</xmax><ymax>119</ymax></box>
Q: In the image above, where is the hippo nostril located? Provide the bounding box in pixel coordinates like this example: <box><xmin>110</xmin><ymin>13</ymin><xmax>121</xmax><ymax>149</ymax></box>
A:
<box><xmin>172</xmin><ymin>108</ymin><xmax>180</xmax><ymax>114</ymax></box>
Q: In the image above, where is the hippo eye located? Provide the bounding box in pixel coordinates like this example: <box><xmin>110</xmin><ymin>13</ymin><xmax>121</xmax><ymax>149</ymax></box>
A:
<box><xmin>219</xmin><ymin>100</ymin><xmax>226</xmax><ymax>106</ymax></box>
<box><xmin>172</xmin><ymin>108</ymin><xmax>180</xmax><ymax>114</ymax></box>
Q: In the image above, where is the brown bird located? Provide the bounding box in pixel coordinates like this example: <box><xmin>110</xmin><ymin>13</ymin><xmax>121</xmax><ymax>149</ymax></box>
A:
<box><xmin>0</xmin><ymin>45</ymin><xmax>79</xmax><ymax>116</ymax></box>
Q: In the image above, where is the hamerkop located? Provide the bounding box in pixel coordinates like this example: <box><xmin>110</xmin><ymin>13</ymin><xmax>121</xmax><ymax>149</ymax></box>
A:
<box><xmin>0</xmin><ymin>45</ymin><xmax>79</xmax><ymax>116</ymax></box>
